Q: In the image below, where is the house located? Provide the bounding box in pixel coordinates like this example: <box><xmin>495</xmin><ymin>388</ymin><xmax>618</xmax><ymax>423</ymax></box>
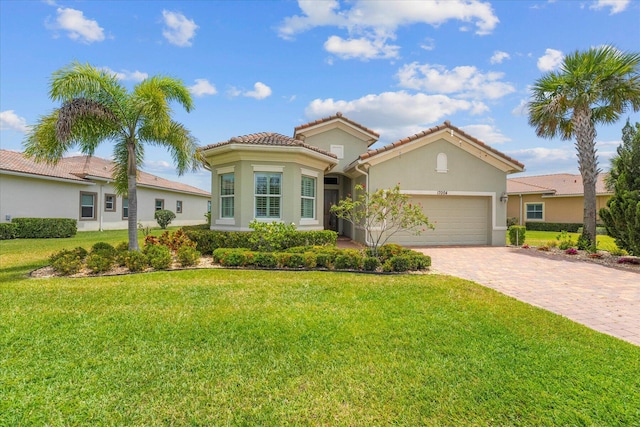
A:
<box><xmin>200</xmin><ymin>113</ymin><xmax>524</xmax><ymax>246</ymax></box>
<box><xmin>506</xmin><ymin>173</ymin><xmax>612</xmax><ymax>226</ymax></box>
<box><xmin>0</xmin><ymin>150</ymin><xmax>211</xmax><ymax>231</ymax></box>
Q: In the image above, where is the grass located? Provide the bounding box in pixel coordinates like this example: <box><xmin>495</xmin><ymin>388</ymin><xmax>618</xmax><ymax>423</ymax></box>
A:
<box><xmin>1</xmin><ymin>231</ymin><xmax>639</xmax><ymax>425</ymax></box>
<box><xmin>519</xmin><ymin>230</ymin><xmax>618</xmax><ymax>251</ymax></box>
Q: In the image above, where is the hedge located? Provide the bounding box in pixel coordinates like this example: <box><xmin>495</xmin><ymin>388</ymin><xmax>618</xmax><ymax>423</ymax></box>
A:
<box><xmin>525</xmin><ymin>222</ymin><xmax>582</xmax><ymax>233</ymax></box>
<box><xmin>0</xmin><ymin>223</ymin><xmax>17</xmax><ymax>240</ymax></box>
<box><xmin>11</xmin><ymin>218</ymin><xmax>77</xmax><ymax>238</ymax></box>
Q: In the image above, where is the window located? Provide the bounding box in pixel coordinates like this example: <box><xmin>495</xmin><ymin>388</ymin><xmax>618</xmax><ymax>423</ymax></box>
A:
<box><xmin>526</xmin><ymin>203</ymin><xmax>544</xmax><ymax>220</ymax></box>
<box><xmin>176</xmin><ymin>200</ymin><xmax>183</xmax><ymax>214</ymax></box>
<box><xmin>104</xmin><ymin>194</ymin><xmax>116</xmax><ymax>212</ymax></box>
<box><xmin>122</xmin><ymin>198</ymin><xmax>129</xmax><ymax>219</ymax></box>
<box><xmin>207</xmin><ymin>200</ymin><xmax>211</xmax><ymax>213</ymax></box>
<box><xmin>301</xmin><ymin>175</ymin><xmax>316</xmax><ymax>219</ymax></box>
<box><xmin>220</xmin><ymin>173</ymin><xmax>235</xmax><ymax>218</ymax></box>
<box><xmin>80</xmin><ymin>192</ymin><xmax>97</xmax><ymax>220</ymax></box>
<box><xmin>255</xmin><ymin>172</ymin><xmax>281</xmax><ymax>219</ymax></box>
<box><xmin>155</xmin><ymin>199</ymin><xmax>164</xmax><ymax>211</ymax></box>
<box><xmin>436</xmin><ymin>153</ymin><xmax>448</xmax><ymax>173</ymax></box>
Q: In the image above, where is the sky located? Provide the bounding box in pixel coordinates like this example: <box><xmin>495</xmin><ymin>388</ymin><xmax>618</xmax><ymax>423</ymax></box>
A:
<box><xmin>1</xmin><ymin>0</ymin><xmax>639</xmax><ymax>192</ymax></box>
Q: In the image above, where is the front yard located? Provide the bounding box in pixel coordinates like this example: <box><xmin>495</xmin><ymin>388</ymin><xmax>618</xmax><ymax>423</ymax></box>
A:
<box><xmin>1</xmin><ymin>230</ymin><xmax>639</xmax><ymax>425</ymax></box>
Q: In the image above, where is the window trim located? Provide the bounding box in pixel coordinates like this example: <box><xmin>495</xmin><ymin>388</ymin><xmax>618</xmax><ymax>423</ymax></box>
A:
<box><xmin>300</xmin><ymin>175</ymin><xmax>316</xmax><ymax>220</ymax></box>
<box><xmin>254</xmin><ymin>172</ymin><xmax>282</xmax><ymax>220</ymax></box>
<box><xmin>155</xmin><ymin>199</ymin><xmax>164</xmax><ymax>211</ymax></box>
<box><xmin>525</xmin><ymin>202</ymin><xmax>544</xmax><ymax>221</ymax></box>
<box><xmin>79</xmin><ymin>191</ymin><xmax>97</xmax><ymax>221</ymax></box>
<box><xmin>122</xmin><ymin>197</ymin><xmax>129</xmax><ymax>220</ymax></box>
<box><xmin>104</xmin><ymin>193</ymin><xmax>116</xmax><ymax>212</ymax></box>
<box><xmin>219</xmin><ymin>173</ymin><xmax>235</xmax><ymax>219</ymax></box>
<box><xmin>176</xmin><ymin>200</ymin><xmax>183</xmax><ymax>214</ymax></box>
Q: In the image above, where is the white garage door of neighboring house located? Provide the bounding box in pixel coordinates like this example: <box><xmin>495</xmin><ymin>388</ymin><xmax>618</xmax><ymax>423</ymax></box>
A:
<box><xmin>392</xmin><ymin>196</ymin><xmax>490</xmax><ymax>246</ymax></box>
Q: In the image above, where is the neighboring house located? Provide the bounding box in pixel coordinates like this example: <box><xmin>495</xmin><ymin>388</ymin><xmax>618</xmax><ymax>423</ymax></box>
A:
<box><xmin>506</xmin><ymin>173</ymin><xmax>612</xmax><ymax>225</ymax></box>
<box><xmin>201</xmin><ymin>113</ymin><xmax>524</xmax><ymax>246</ymax></box>
<box><xmin>0</xmin><ymin>150</ymin><xmax>211</xmax><ymax>231</ymax></box>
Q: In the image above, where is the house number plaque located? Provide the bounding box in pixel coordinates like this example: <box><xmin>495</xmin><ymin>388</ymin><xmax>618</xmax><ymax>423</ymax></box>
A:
<box><xmin>437</xmin><ymin>190</ymin><xmax>448</xmax><ymax>195</ymax></box>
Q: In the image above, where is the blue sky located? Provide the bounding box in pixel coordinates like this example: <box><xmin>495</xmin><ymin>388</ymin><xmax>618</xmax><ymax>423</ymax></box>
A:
<box><xmin>1</xmin><ymin>0</ymin><xmax>639</xmax><ymax>192</ymax></box>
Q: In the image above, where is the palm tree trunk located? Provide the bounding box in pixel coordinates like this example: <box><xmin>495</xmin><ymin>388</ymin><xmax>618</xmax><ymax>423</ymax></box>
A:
<box><xmin>573</xmin><ymin>108</ymin><xmax>598</xmax><ymax>246</ymax></box>
<box><xmin>127</xmin><ymin>141</ymin><xmax>139</xmax><ymax>251</ymax></box>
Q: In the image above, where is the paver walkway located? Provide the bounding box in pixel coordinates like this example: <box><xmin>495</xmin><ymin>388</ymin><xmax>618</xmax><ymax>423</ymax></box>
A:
<box><xmin>418</xmin><ymin>246</ymin><xmax>640</xmax><ymax>346</ymax></box>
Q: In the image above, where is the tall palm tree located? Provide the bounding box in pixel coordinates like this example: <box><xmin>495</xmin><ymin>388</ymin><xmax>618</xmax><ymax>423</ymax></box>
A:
<box><xmin>24</xmin><ymin>61</ymin><xmax>201</xmax><ymax>250</ymax></box>
<box><xmin>528</xmin><ymin>46</ymin><xmax>640</xmax><ymax>246</ymax></box>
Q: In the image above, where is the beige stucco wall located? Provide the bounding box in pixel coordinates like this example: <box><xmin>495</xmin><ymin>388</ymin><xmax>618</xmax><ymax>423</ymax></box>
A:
<box><xmin>507</xmin><ymin>193</ymin><xmax>611</xmax><ymax>225</ymax></box>
<box><xmin>301</xmin><ymin>127</ymin><xmax>370</xmax><ymax>172</ymax></box>
<box><xmin>0</xmin><ymin>173</ymin><xmax>209</xmax><ymax>231</ymax></box>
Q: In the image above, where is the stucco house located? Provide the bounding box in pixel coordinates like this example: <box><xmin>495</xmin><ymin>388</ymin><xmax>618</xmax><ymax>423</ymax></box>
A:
<box><xmin>0</xmin><ymin>149</ymin><xmax>211</xmax><ymax>231</ymax></box>
<box><xmin>506</xmin><ymin>173</ymin><xmax>612</xmax><ymax>226</ymax></box>
<box><xmin>201</xmin><ymin>113</ymin><xmax>524</xmax><ymax>246</ymax></box>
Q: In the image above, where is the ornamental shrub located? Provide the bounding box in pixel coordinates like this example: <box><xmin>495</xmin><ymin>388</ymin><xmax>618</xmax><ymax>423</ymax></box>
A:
<box><xmin>249</xmin><ymin>220</ymin><xmax>297</xmax><ymax>252</ymax></box>
<box><xmin>49</xmin><ymin>247</ymin><xmax>87</xmax><ymax>264</ymax></box>
<box><xmin>86</xmin><ymin>252</ymin><xmax>114</xmax><ymax>274</ymax></box>
<box><xmin>508</xmin><ymin>226</ymin><xmax>526</xmax><ymax>246</ymax></box>
<box><xmin>124</xmin><ymin>250</ymin><xmax>148</xmax><ymax>272</ymax></box>
<box><xmin>556</xmin><ymin>231</ymin><xmax>575</xmax><ymax>250</ymax></box>
<box><xmin>13</xmin><ymin>218</ymin><xmax>77</xmax><ymax>238</ymax></box>
<box><xmin>407</xmin><ymin>252</ymin><xmax>431</xmax><ymax>270</ymax></box>
<box><xmin>176</xmin><ymin>246</ymin><xmax>201</xmax><ymax>267</ymax></box>
<box><xmin>0</xmin><ymin>223</ymin><xmax>17</xmax><ymax>240</ymax></box>
<box><xmin>146</xmin><ymin>245</ymin><xmax>172</xmax><ymax>270</ymax></box>
<box><xmin>334</xmin><ymin>249</ymin><xmax>363</xmax><ymax>270</ymax></box>
<box><xmin>363</xmin><ymin>257</ymin><xmax>381</xmax><ymax>272</ymax></box>
<box><xmin>91</xmin><ymin>242</ymin><xmax>116</xmax><ymax>257</ymax></box>
<box><xmin>217</xmin><ymin>249</ymin><xmax>247</xmax><ymax>267</ymax></box>
<box><xmin>154</xmin><ymin>209</ymin><xmax>176</xmax><ymax>229</ymax></box>
<box><xmin>51</xmin><ymin>253</ymin><xmax>83</xmax><ymax>276</ymax></box>
<box><xmin>254</xmin><ymin>252</ymin><xmax>277</xmax><ymax>268</ymax></box>
<box><xmin>303</xmin><ymin>252</ymin><xmax>317</xmax><ymax>269</ymax></box>
<box><xmin>387</xmin><ymin>255</ymin><xmax>411</xmax><ymax>272</ymax></box>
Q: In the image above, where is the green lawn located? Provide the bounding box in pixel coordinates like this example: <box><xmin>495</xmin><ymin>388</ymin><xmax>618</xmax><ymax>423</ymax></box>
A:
<box><xmin>1</xmin><ymin>231</ymin><xmax>639</xmax><ymax>425</ymax></box>
<box><xmin>517</xmin><ymin>230</ymin><xmax>618</xmax><ymax>251</ymax></box>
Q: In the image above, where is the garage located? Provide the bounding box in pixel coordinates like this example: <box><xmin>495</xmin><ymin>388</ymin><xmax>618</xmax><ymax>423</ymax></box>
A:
<box><xmin>393</xmin><ymin>196</ymin><xmax>491</xmax><ymax>246</ymax></box>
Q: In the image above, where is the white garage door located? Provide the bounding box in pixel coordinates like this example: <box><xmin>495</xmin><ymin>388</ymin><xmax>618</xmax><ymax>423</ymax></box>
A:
<box><xmin>392</xmin><ymin>196</ymin><xmax>490</xmax><ymax>246</ymax></box>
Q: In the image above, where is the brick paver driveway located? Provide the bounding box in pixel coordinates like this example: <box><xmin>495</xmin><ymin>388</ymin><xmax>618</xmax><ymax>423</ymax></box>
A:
<box><xmin>418</xmin><ymin>246</ymin><xmax>640</xmax><ymax>346</ymax></box>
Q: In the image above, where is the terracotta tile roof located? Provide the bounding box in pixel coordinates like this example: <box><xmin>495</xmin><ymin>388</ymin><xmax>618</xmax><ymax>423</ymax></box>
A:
<box><xmin>507</xmin><ymin>173</ymin><xmax>611</xmax><ymax>196</ymax></box>
<box><xmin>0</xmin><ymin>149</ymin><xmax>210</xmax><ymax>196</ymax></box>
<box><xmin>294</xmin><ymin>112</ymin><xmax>380</xmax><ymax>139</ymax></box>
<box><xmin>200</xmin><ymin>132</ymin><xmax>337</xmax><ymax>158</ymax></box>
<box><xmin>358</xmin><ymin>121</ymin><xmax>525</xmax><ymax>170</ymax></box>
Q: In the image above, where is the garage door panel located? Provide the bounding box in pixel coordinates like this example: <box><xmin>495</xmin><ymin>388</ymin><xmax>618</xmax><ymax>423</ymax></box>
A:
<box><xmin>392</xmin><ymin>196</ymin><xmax>490</xmax><ymax>246</ymax></box>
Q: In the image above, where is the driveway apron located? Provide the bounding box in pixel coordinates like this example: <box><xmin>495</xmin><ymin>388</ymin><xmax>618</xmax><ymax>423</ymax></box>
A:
<box><xmin>419</xmin><ymin>246</ymin><xmax>640</xmax><ymax>346</ymax></box>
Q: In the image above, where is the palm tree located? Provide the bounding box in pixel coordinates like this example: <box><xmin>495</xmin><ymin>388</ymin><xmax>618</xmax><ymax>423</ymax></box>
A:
<box><xmin>528</xmin><ymin>46</ymin><xmax>640</xmax><ymax>246</ymax></box>
<box><xmin>24</xmin><ymin>61</ymin><xmax>201</xmax><ymax>250</ymax></box>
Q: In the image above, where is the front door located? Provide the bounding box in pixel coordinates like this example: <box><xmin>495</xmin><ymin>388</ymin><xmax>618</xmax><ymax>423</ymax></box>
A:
<box><xmin>324</xmin><ymin>189</ymin><xmax>339</xmax><ymax>232</ymax></box>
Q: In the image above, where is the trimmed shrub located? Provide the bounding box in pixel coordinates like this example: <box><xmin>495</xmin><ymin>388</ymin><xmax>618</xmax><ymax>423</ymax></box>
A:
<box><xmin>314</xmin><ymin>248</ymin><xmax>339</xmax><ymax>268</ymax></box>
<box><xmin>407</xmin><ymin>252</ymin><xmax>431</xmax><ymax>270</ymax></box>
<box><xmin>303</xmin><ymin>252</ymin><xmax>317</xmax><ymax>269</ymax></box>
<box><xmin>13</xmin><ymin>218</ymin><xmax>77</xmax><ymax>238</ymax></box>
<box><xmin>176</xmin><ymin>246</ymin><xmax>201</xmax><ymax>267</ymax></box>
<box><xmin>0</xmin><ymin>223</ymin><xmax>17</xmax><ymax>240</ymax></box>
<box><xmin>363</xmin><ymin>257</ymin><xmax>381</xmax><ymax>272</ymax></box>
<box><xmin>387</xmin><ymin>255</ymin><xmax>411</xmax><ymax>272</ymax></box>
<box><xmin>91</xmin><ymin>242</ymin><xmax>116</xmax><ymax>256</ymax></box>
<box><xmin>334</xmin><ymin>249</ymin><xmax>363</xmax><ymax>270</ymax></box>
<box><xmin>124</xmin><ymin>250</ymin><xmax>148</xmax><ymax>272</ymax></box>
<box><xmin>254</xmin><ymin>252</ymin><xmax>277</xmax><ymax>268</ymax></box>
<box><xmin>154</xmin><ymin>209</ymin><xmax>176</xmax><ymax>229</ymax></box>
<box><xmin>374</xmin><ymin>244</ymin><xmax>406</xmax><ymax>262</ymax></box>
<box><xmin>216</xmin><ymin>248</ymin><xmax>247</xmax><ymax>267</ymax></box>
<box><xmin>49</xmin><ymin>247</ymin><xmax>87</xmax><ymax>265</ymax></box>
<box><xmin>508</xmin><ymin>226</ymin><xmax>526</xmax><ymax>246</ymax></box>
<box><xmin>525</xmin><ymin>222</ymin><xmax>582</xmax><ymax>232</ymax></box>
<box><xmin>114</xmin><ymin>242</ymin><xmax>129</xmax><ymax>266</ymax></box>
<box><xmin>86</xmin><ymin>252</ymin><xmax>114</xmax><ymax>274</ymax></box>
<box><xmin>507</xmin><ymin>217</ymin><xmax>519</xmax><ymax>227</ymax></box>
<box><xmin>51</xmin><ymin>253</ymin><xmax>83</xmax><ymax>276</ymax></box>
<box><xmin>146</xmin><ymin>245</ymin><xmax>172</xmax><ymax>270</ymax></box>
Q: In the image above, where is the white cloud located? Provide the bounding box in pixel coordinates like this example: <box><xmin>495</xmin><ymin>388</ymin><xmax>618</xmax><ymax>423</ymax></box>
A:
<box><xmin>278</xmin><ymin>0</ymin><xmax>498</xmax><ymax>60</ymax></box>
<box><xmin>161</xmin><ymin>10</ymin><xmax>198</xmax><ymax>47</ymax></box>
<box><xmin>459</xmin><ymin>124</ymin><xmax>511</xmax><ymax>144</ymax></box>
<box><xmin>0</xmin><ymin>110</ymin><xmax>29</xmax><ymax>133</ymax></box>
<box><xmin>102</xmin><ymin>67</ymin><xmax>148</xmax><ymax>82</ymax></box>
<box><xmin>511</xmin><ymin>99</ymin><xmax>529</xmax><ymax>116</ymax></box>
<box><xmin>47</xmin><ymin>7</ymin><xmax>105</xmax><ymax>44</ymax></box>
<box><xmin>305</xmin><ymin>91</ymin><xmax>484</xmax><ymax>141</ymax></box>
<box><xmin>144</xmin><ymin>159</ymin><xmax>174</xmax><ymax>173</ymax></box>
<box><xmin>490</xmin><ymin>50</ymin><xmax>510</xmax><ymax>64</ymax></box>
<box><xmin>589</xmin><ymin>0</ymin><xmax>630</xmax><ymax>14</ymax></box>
<box><xmin>324</xmin><ymin>35</ymin><xmax>399</xmax><ymax>60</ymax></box>
<box><xmin>189</xmin><ymin>79</ymin><xmax>217</xmax><ymax>97</ymax></box>
<box><xmin>396</xmin><ymin>62</ymin><xmax>515</xmax><ymax>100</ymax></box>
<box><xmin>537</xmin><ymin>48</ymin><xmax>564</xmax><ymax>72</ymax></box>
<box><xmin>244</xmin><ymin>82</ymin><xmax>272</xmax><ymax>100</ymax></box>
<box><xmin>420</xmin><ymin>38</ymin><xmax>435</xmax><ymax>51</ymax></box>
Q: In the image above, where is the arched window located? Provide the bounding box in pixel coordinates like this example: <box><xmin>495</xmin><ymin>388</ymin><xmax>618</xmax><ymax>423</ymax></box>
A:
<box><xmin>436</xmin><ymin>153</ymin><xmax>448</xmax><ymax>173</ymax></box>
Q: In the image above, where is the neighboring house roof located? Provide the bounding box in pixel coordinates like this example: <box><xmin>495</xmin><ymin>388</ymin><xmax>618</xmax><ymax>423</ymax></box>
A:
<box><xmin>294</xmin><ymin>112</ymin><xmax>380</xmax><ymax>146</ymax></box>
<box><xmin>507</xmin><ymin>173</ymin><xmax>611</xmax><ymax>196</ymax></box>
<box><xmin>200</xmin><ymin>132</ymin><xmax>338</xmax><ymax>159</ymax></box>
<box><xmin>0</xmin><ymin>149</ymin><xmax>210</xmax><ymax>196</ymax></box>
<box><xmin>351</xmin><ymin>120</ymin><xmax>525</xmax><ymax>172</ymax></box>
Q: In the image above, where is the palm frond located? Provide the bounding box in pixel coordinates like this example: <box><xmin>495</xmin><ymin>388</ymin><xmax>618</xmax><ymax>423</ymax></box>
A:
<box><xmin>139</xmin><ymin>120</ymin><xmax>201</xmax><ymax>174</ymax></box>
<box><xmin>56</xmin><ymin>98</ymin><xmax>119</xmax><ymax>142</ymax></box>
<box><xmin>23</xmin><ymin>111</ymin><xmax>70</xmax><ymax>163</ymax></box>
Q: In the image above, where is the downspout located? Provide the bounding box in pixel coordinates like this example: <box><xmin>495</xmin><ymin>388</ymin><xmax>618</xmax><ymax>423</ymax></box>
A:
<box><xmin>354</xmin><ymin>163</ymin><xmax>373</xmax><ymax>247</ymax></box>
<box><xmin>519</xmin><ymin>194</ymin><xmax>523</xmax><ymax>226</ymax></box>
<box><xmin>99</xmin><ymin>184</ymin><xmax>104</xmax><ymax>231</ymax></box>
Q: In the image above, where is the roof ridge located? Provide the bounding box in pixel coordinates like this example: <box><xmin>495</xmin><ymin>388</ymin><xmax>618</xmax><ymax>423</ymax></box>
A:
<box><xmin>294</xmin><ymin>112</ymin><xmax>380</xmax><ymax>138</ymax></box>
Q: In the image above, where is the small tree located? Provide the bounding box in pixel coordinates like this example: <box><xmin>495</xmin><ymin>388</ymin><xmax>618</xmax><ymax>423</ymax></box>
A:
<box><xmin>154</xmin><ymin>209</ymin><xmax>176</xmax><ymax>229</ymax></box>
<box><xmin>599</xmin><ymin>120</ymin><xmax>640</xmax><ymax>255</ymax></box>
<box><xmin>330</xmin><ymin>184</ymin><xmax>434</xmax><ymax>256</ymax></box>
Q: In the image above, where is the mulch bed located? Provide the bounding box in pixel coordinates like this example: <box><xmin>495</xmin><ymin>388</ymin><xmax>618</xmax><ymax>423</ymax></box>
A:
<box><xmin>514</xmin><ymin>246</ymin><xmax>640</xmax><ymax>273</ymax></box>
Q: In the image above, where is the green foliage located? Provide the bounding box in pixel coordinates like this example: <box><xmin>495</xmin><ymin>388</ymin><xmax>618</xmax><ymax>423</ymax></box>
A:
<box><xmin>330</xmin><ymin>184</ymin><xmax>434</xmax><ymax>255</ymax></box>
<box><xmin>124</xmin><ymin>250</ymin><xmax>148</xmax><ymax>272</ymax></box>
<box><xmin>556</xmin><ymin>231</ymin><xmax>575</xmax><ymax>250</ymax></box>
<box><xmin>85</xmin><ymin>252</ymin><xmax>114</xmax><ymax>274</ymax></box>
<box><xmin>387</xmin><ymin>255</ymin><xmax>412</xmax><ymax>272</ymax></box>
<box><xmin>51</xmin><ymin>253</ymin><xmax>83</xmax><ymax>276</ymax></box>
<box><xmin>506</xmin><ymin>217</ymin><xmax>519</xmax><ymax>227</ymax></box>
<box><xmin>145</xmin><ymin>245</ymin><xmax>172</xmax><ymax>270</ymax></box>
<box><xmin>91</xmin><ymin>242</ymin><xmax>116</xmax><ymax>255</ymax></box>
<box><xmin>248</xmin><ymin>220</ymin><xmax>298</xmax><ymax>252</ymax></box>
<box><xmin>576</xmin><ymin>235</ymin><xmax>597</xmax><ymax>253</ymax></box>
<box><xmin>253</xmin><ymin>252</ymin><xmax>277</xmax><ymax>269</ymax></box>
<box><xmin>0</xmin><ymin>223</ymin><xmax>17</xmax><ymax>240</ymax></box>
<box><xmin>49</xmin><ymin>247</ymin><xmax>87</xmax><ymax>265</ymax></box>
<box><xmin>333</xmin><ymin>249</ymin><xmax>364</xmax><ymax>270</ymax></box>
<box><xmin>213</xmin><ymin>248</ymin><xmax>248</xmax><ymax>267</ymax></box>
<box><xmin>154</xmin><ymin>209</ymin><xmax>176</xmax><ymax>229</ymax></box>
<box><xmin>600</xmin><ymin>120</ymin><xmax>640</xmax><ymax>255</ymax></box>
<box><xmin>525</xmin><ymin>222</ymin><xmax>582</xmax><ymax>232</ymax></box>
<box><xmin>363</xmin><ymin>256</ymin><xmax>381</xmax><ymax>272</ymax></box>
<box><xmin>176</xmin><ymin>246</ymin><xmax>201</xmax><ymax>267</ymax></box>
<box><xmin>277</xmin><ymin>252</ymin><xmax>306</xmax><ymax>269</ymax></box>
<box><xmin>12</xmin><ymin>218</ymin><xmax>77</xmax><ymax>238</ymax></box>
<box><xmin>508</xmin><ymin>226</ymin><xmax>526</xmax><ymax>246</ymax></box>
